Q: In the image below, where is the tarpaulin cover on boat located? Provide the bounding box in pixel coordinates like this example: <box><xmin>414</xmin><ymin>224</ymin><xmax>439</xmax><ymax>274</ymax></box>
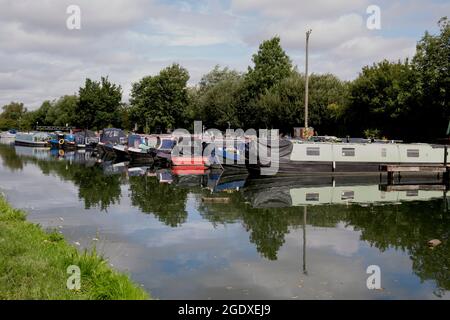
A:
<box><xmin>75</xmin><ymin>130</ymin><xmax>98</xmax><ymax>145</ymax></box>
<box><xmin>100</xmin><ymin>128</ymin><xmax>126</xmax><ymax>144</ymax></box>
<box><xmin>248</xmin><ymin>138</ymin><xmax>293</xmax><ymax>161</ymax></box>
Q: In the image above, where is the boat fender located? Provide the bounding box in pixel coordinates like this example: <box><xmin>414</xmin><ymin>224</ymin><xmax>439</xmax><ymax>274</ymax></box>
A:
<box><xmin>59</xmin><ymin>139</ymin><xmax>65</xmax><ymax>145</ymax></box>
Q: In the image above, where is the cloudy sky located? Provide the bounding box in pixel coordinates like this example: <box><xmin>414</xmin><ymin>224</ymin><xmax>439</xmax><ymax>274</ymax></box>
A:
<box><xmin>0</xmin><ymin>0</ymin><xmax>448</xmax><ymax>109</ymax></box>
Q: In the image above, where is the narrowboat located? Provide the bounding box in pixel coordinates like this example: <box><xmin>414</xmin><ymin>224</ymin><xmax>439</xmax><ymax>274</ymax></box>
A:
<box><xmin>246</xmin><ymin>139</ymin><xmax>448</xmax><ymax>175</ymax></box>
<box><xmin>0</xmin><ymin>129</ymin><xmax>17</xmax><ymax>139</ymax></box>
<box><xmin>112</xmin><ymin>134</ymin><xmax>142</xmax><ymax>161</ymax></box>
<box><xmin>128</xmin><ymin>135</ymin><xmax>158</xmax><ymax>164</ymax></box>
<box><xmin>209</xmin><ymin>138</ymin><xmax>248</xmax><ymax>171</ymax></box>
<box><xmin>48</xmin><ymin>132</ymin><xmax>77</xmax><ymax>149</ymax></box>
<box><xmin>14</xmin><ymin>132</ymin><xmax>51</xmax><ymax>147</ymax></box>
<box><xmin>74</xmin><ymin>130</ymin><xmax>99</xmax><ymax>148</ymax></box>
<box><xmin>97</xmin><ymin>128</ymin><xmax>127</xmax><ymax>158</ymax></box>
<box><xmin>152</xmin><ymin>137</ymin><xmax>177</xmax><ymax>165</ymax></box>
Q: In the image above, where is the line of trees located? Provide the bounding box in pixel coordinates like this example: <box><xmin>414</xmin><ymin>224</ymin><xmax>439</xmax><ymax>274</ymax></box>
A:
<box><xmin>1</xmin><ymin>17</ymin><xmax>448</xmax><ymax>141</ymax></box>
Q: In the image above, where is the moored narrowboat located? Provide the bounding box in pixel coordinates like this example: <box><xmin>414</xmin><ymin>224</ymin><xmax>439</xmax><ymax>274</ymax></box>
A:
<box><xmin>97</xmin><ymin>128</ymin><xmax>127</xmax><ymax>158</ymax></box>
<box><xmin>74</xmin><ymin>130</ymin><xmax>99</xmax><ymax>148</ymax></box>
<box><xmin>128</xmin><ymin>135</ymin><xmax>157</xmax><ymax>164</ymax></box>
<box><xmin>0</xmin><ymin>129</ymin><xmax>17</xmax><ymax>139</ymax></box>
<box><xmin>246</xmin><ymin>139</ymin><xmax>449</xmax><ymax>175</ymax></box>
<box><xmin>14</xmin><ymin>132</ymin><xmax>51</xmax><ymax>147</ymax></box>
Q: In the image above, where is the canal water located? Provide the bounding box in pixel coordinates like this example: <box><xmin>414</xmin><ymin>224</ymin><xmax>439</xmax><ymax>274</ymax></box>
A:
<box><xmin>0</xmin><ymin>141</ymin><xmax>448</xmax><ymax>299</ymax></box>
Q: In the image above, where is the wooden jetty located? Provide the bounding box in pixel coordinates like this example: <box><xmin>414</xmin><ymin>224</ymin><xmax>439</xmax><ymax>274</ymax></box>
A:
<box><xmin>379</xmin><ymin>164</ymin><xmax>450</xmax><ymax>184</ymax></box>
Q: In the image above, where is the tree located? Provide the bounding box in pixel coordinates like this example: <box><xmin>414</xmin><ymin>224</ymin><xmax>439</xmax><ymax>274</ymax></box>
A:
<box><xmin>21</xmin><ymin>100</ymin><xmax>52</xmax><ymax>130</ymax></box>
<box><xmin>412</xmin><ymin>17</ymin><xmax>450</xmax><ymax>140</ymax></box>
<box><xmin>76</xmin><ymin>77</ymin><xmax>122</xmax><ymax>130</ymax></box>
<box><xmin>189</xmin><ymin>66</ymin><xmax>243</xmax><ymax>129</ymax></box>
<box><xmin>0</xmin><ymin>102</ymin><xmax>27</xmax><ymax>130</ymax></box>
<box><xmin>256</xmin><ymin>72</ymin><xmax>348</xmax><ymax>134</ymax></box>
<box><xmin>130</xmin><ymin>64</ymin><xmax>189</xmax><ymax>133</ymax></box>
<box><xmin>239</xmin><ymin>37</ymin><xmax>294</xmax><ymax>128</ymax></box>
<box><xmin>346</xmin><ymin>60</ymin><xmax>419</xmax><ymax>140</ymax></box>
<box><xmin>47</xmin><ymin>95</ymin><xmax>78</xmax><ymax>127</ymax></box>
<box><xmin>118</xmin><ymin>103</ymin><xmax>133</xmax><ymax>131</ymax></box>
<box><xmin>246</xmin><ymin>37</ymin><xmax>293</xmax><ymax>97</ymax></box>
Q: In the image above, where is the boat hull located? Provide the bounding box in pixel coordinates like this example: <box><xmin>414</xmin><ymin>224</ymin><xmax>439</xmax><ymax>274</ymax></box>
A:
<box><xmin>96</xmin><ymin>143</ymin><xmax>115</xmax><ymax>160</ymax></box>
<box><xmin>129</xmin><ymin>149</ymin><xmax>154</xmax><ymax>164</ymax></box>
<box><xmin>113</xmin><ymin>146</ymin><xmax>130</xmax><ymax>161</ymax></box>
<box><xmin>15</xmin><ymin>140</ymin><xmax>49</xmax><ymax>147</ymax></box>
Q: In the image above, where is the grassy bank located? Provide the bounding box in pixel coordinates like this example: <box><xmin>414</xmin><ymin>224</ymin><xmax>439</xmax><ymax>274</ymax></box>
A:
<box><xmin>0</xmin><ymin>195</ymin><xmax>149</xmax><ymax>300</ymax></box>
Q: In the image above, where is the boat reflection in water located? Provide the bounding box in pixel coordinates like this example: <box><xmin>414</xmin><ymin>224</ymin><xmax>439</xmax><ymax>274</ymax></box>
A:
<box><xmin>241</xmin><ymin>175</ymin><xmax>446</xmax><ymax>208</ymax></box>
<box><xmin>0</xmin><ymin>141</ymin><xmax>448</xmax><ymax>299</ymax></box>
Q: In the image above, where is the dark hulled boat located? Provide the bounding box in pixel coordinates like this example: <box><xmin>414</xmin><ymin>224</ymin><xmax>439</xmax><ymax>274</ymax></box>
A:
<box><xmin>245</xmin><ymin>138</ymin><xmax>448</xmax><ymax>176</ymax></box>
<box><xmin>97</xmin><ymin>128</ymin><xmax>126</xmax><ymax>159</ymax></box>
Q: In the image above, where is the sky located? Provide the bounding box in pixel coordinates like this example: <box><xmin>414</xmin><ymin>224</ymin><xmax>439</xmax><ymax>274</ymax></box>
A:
<box><xmin>0</xmin><ymin>0</ymin><xmax>448</xmax><ymax>109</ymax></box>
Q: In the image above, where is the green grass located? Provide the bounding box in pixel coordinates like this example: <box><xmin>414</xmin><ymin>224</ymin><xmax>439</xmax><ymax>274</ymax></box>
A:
<box><xmin>0</xmin><ymin>195</ymin><xmax>150</xmax><ymax>300</ymax></box>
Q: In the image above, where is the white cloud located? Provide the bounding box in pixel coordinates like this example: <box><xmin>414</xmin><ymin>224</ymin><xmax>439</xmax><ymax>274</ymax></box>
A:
<box><xmin>231</xmin><ymin>0</ymin><xmax>368</xmax><ymax>19</ymax></box>
<box><xmin>0</xmin><ymin>0</ymin><xmax>443</xmax><ymax>109</ymax></box>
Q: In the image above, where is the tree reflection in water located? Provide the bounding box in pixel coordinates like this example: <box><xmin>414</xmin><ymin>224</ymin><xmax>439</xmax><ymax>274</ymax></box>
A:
<box><xmin>0</xmin><ymin>144</ymin><xmax>122</xmax><ymax>211</ymax></box>
<box><xmin>128</xmin><ymin>175</ymin><xmax>188</xmax><ymax>227</ymax></box>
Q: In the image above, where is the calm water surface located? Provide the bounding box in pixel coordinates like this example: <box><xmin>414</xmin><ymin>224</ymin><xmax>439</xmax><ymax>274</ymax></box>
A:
<box><xmin>0</xmin><ymin>141</ymin><xmax>448</xmax><ymax>299</ymax></box>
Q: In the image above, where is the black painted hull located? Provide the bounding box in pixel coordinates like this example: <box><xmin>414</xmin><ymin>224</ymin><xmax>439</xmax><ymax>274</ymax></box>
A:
<box><xmin>129</xmin><ymin>150</ymin><xmax>154</xmax><ymax>164</ymax></box>
<box><xmin>15</xmin><ymin>140</ymin><xmax>49</xmax><ymax>147</ymax></box>
<box><xmin>113</xmin><ymin>147</ymin><xmax>130</xmax><ymax>161</ymax></box>
<box><xmin>97</xmin><ymin>143</ymin><xmax>116</xmax><ymax>160</ymax></box>
<box><xmin>154</xmin><ymin>150</ymin><xmax>171</xmax><ymax>163</ymax></box>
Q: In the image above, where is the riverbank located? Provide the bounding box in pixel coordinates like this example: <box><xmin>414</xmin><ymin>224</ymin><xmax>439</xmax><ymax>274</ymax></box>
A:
<box><xmin>0</xmin><ymin>195</ymin><xmax>150</xmax><ymax>300</ymax></box>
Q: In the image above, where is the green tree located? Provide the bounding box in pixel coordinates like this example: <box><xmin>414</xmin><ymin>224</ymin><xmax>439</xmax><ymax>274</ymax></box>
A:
<box><xmin>0</xmin><ymin>102</ymin><xmax>27</xmax><ymax>130</ymax></box>
<box><xmin>47</xmin><ymin>95</ymin><xmax>78</xmax><ymax>127</ymax></box>
<box><xmin>128</xmin><ymin>175</ymin><xmax>188</xmax><ymax>227</ymax></box>
<box><xmin>21</xmin><ymin>100</ymin><xmax>52</xmax><ymax>130</ymax></box>
<box><xmin>76</xmin><ymin>77</ymin><xmax>122</xmax><ymax>130</ymax></box>
<box><xmin>130</xmin><ymin>64</ymin><xmax>189</xmax><ymax>133</ymax></box>
<box><xmin>413</xmin><ymin>17</ymin><xmax>450</xmax><ymax>140</ymax></box>
<box><xmin>118</xmin><ymin>103</ymin><xmax>133</xmax><ymax>131</ymax></box>
<box><xmin>189</xmin><ymin>66</ymin><xmax>243</xmax><ymax>130</ymax></box>
<box><xmin>257</xmin><ymin>72</ymin><xmax>348</xmax><ymax>135</ymax></box>
<box><xmin>239</xmin><ymin>37</ymin><xmax>294</xmax><ymax>128</ymax></box>
<box><xmin>346</xmin><ymin>60</ymin><xmax>419</xmax><ymax>140</ymax></box>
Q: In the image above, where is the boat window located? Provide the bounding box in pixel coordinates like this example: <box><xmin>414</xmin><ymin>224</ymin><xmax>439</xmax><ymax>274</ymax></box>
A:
<box><xmin>341</xmin><ymin>191</ymin><xmax>354</xmax><ymax>200</ymax></box>
<box><xmin>406</xmin><ymin>190</ymin><xmax>419</xmax><ymax>197</ymax></box>
<box><xmin>381</xmin><ymin>148</ymin><xmax>387</xmax><ymax>157</ymax></box>
<box><xmin>306</xmin><ymin>147</ymin><xmax>320</xmax><ymax>156</ymax></box>
<box><xmin>305</xmin><ymin>193</ymin><xmax>319</xmax><ymax>201</ymax></box>
<box><xmin>407</xmin><ymin>149</ymin><xmax>419</xmax><ymax>157</ymax></box>
<box><xmin>342</xmin><ymin>147</ymin><xmax>355</xmax><ymax>157</ymax></box>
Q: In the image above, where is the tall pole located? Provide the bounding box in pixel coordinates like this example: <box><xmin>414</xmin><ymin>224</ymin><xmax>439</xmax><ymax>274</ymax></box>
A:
<box><xmin>302</xmin><ymin>206</ymin><xmax>307</xmax><ymax>275</ymax></box>
<box><xmin>304</xmin><ymin>29</ymin><xmax>312</xmax><ymax>129</ymax></box>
